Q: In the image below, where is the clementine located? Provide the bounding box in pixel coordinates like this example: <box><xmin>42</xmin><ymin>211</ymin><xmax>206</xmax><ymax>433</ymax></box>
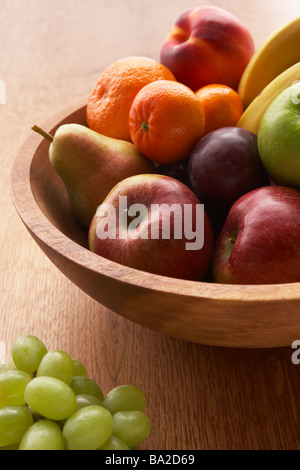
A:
<box><xmin>86</xmin><ymin>56</ymin><xmax>176</xmax><ymax>142</ymax></box>
<box><xmin>128</xmin><ymin>80</ymin><xmax>206</xmax><ymax>164</ymax></box>
<box><xmin>196</xmin><ymin>84</ymin><xmax>244</xmax><ymax>134</ymax></box>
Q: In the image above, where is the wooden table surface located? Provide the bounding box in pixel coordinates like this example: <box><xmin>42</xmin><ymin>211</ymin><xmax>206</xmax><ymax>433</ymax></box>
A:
<box><xmin>1</xmin><ymin>0</ymin><xmax>300</xmax><ymax>450</ymax></box>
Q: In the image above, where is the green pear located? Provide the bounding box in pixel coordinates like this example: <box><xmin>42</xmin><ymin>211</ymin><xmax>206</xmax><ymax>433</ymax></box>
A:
<box><xmin>32</xmin><ymin>123</ymin><xmax>155</xmax><ymax>228</ymax></box>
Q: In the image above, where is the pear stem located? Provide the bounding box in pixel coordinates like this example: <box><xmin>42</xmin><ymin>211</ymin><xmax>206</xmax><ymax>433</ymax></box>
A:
<box><xmin>31</xmin><ymin>125</ymin><xmax>54</xmax><ymax>142</ymax></box>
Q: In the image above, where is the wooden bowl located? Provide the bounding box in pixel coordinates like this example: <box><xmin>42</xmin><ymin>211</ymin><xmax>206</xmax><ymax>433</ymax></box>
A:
<box><xmin>10</xmin><ymin>96</ymin><xmax>300</xmax><ymax>348</ymax></box>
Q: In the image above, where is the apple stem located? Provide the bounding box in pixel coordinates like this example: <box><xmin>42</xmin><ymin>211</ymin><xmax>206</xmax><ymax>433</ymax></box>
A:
<box><xmin>229</xmin><ymin>237</ymin><xmax>236</xmax><ymax>244</ymax></box>
<box><xmin>31</xmin><ymin>125</ymin><xmax>54</xmax><ymax>142</ymax></box>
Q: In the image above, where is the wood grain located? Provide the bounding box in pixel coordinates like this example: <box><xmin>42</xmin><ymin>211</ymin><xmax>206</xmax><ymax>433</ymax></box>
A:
<box><xmin>2</xmin><ymin>0</ymin><xmax>300</xmax><ymax>450</ymax></box>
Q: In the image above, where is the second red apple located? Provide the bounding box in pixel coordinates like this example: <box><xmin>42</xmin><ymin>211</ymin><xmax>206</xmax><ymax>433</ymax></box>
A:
<box><xmin>212</xmin><ymin>186</ymin><xmax>300</xmax><ymax>285</ymax></box>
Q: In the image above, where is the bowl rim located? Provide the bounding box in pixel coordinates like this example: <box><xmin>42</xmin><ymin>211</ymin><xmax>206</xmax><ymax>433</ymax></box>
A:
<box><xmin>9</xmin><ymin>95</ymin><xmax>300</xmax><ymax>305</ymax></box>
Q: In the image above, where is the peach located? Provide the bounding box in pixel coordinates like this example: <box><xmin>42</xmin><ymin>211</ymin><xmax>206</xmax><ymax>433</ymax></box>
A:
<box><xmin>160</xmin><ymin>6</ymin><xmax>255</xmax><ymax>92</ymax></box>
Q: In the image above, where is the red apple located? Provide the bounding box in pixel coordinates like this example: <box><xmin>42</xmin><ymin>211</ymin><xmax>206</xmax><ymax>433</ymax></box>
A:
<box><xmin>160</xmin><ymin>5</ymin><xmax>255</xmax><ymax>92</ymax></box>
<box><xmin>89</xmin><ymin>174</ymin><xmax>214</xmax><ymax>281</ymax></box>
<box><xmin>212</xmin><ymin>186</ymin><xmax>300</xmax><ymax>285</ymax></box>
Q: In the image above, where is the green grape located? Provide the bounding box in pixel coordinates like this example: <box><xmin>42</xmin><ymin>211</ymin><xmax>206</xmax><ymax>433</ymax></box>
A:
<box><xmin>75</xmin><ymin>394</ymin><xmax>103</xmax><ymax>411</ymax></box>
<box><xmin>98</xmin><ymin>434</ymin><xmax>130</xmax><ymax>450</ymax></box>
<box><xmin>54</xmin><ymin>394</ymin><xmax>103</xmax><ymax>429</ymax></box>
<box><xmin>113</xmin><ymin>411</ymin><xmax>151</xmax><ymax>448</ymax></box>
<box><xmin>63</xmin><ymin>405</ymin><xmax>113</xmax><ymax>450</ymax></box>
<box><xmin>0</xmin><ymin>359</ymin><xmax>17</xmax><ymax>374</ymax></box>
<box><xmin>0</xmin><ymin>370</ymin><xmax>32</xmax><ymax>407</ymax></box>
<box><xmin>103</xmin><ymin>385</ymin><xmax>146</xmax><ymax>415</ymax></box>
<box><xmin>24</xmin><ymin>376</ymin><xmax>77</xmax><ymax>421</ymax></box>
<box><xmin>11</xmin><ymin>335</ymin><xmax>47</xmax><ymax>376</ymax></box>
<box><xmin>18</xmin><ymin>419</ymin><xmax>65</xmax><ymax>450</ymax></box>
<box><xmin>70</xmin><ymin>376</ymin><xmax>104</xmax><ymax>401</ymax></box>
<box><xmin>36</xmin><ymin>350</ymin><xmax>74</xmax><ymax>385</ymax></box>
<box><xmin>72</xmin><ymin>359</ymin><xmax>86</xmax><ymax>377</ymax></box>
<box><xmin>0</xmin><ymin>406</ymin><xmax>33</xmax><ymax>447</ymax></box>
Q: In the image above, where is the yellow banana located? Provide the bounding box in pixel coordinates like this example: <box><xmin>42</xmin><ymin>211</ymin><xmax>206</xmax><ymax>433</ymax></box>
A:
<box><xmin>237</xmin><ymin>62</ymin><xmax>300</xmax><ymax>135</ymax></box>
<box><xmin>238</xmin><ymin>16</ymin><xmax>300</xmax><ymax>109</ymax></box>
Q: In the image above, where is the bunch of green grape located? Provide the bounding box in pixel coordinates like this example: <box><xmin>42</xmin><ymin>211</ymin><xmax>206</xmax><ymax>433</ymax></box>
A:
<box><xmin>0</xmin><ymin>335</ymin><xmax>151</xmax><ymax>450</ymax></box>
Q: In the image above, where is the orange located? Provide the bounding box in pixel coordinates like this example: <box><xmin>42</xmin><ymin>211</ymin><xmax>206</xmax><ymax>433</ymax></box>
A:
<box><xmin>195</xmin><ymin>84</ymin><xmax>244</xmax><ymax>134</ymax></box>
<box><xmin>128</xmin><ymin>80</ymin><xmax>206</xmax><ymax>164</ymax></box>
<box><xmin>86</xmin><ymin>56</ymin><xmax>176</xmax><ymax>142</ymax></box>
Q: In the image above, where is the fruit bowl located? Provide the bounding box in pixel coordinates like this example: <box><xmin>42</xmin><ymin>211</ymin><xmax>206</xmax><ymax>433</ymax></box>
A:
<box><xmin>10</xmin><ymin>96</ymin><xmax>300</xmax><ymax>349</ymax></box>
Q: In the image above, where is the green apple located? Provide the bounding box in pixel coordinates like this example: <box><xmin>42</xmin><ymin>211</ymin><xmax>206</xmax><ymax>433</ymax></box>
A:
<box><xmin>257</xmin><ymin>81</ymin><xmax>300</xmax><ymax>188</ymax></box>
